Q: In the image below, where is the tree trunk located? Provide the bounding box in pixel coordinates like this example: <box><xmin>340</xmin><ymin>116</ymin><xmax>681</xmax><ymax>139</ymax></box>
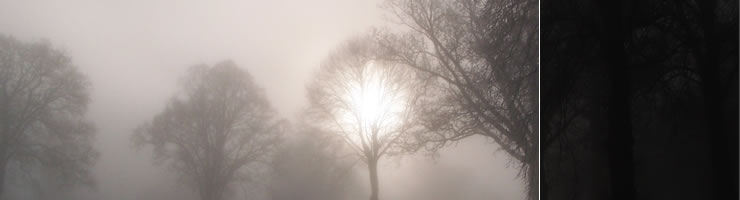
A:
<box><xmin>600</xmin><ymin>1</ymin><xmax>636</xmax><ymax>200</ymax></box>
<box><xmin>527</xmin><ymin>148</ymin><xmax>539</xmax><ymax>200</ymax></box>
<box><xmin>530</xmin><ymin>66</ymin><xmax>539</xmax><ymax>200</ymax></box>
<box><xmin>368</xmin><ymin>157</ymin><xmax>379</xmax><ymax>200</ymax></box>
<box><xmin>540</xmin><ymin>118</ymin><xmax>549</xmax><ymax>200</ymax></box>
<box><xmin>0</xmin><ymin>144</ymin><xmax>8</xmax><ymax>199</ymax></box>
<box><xmin>697</xmin><ymin>1</ymin><xmax>737</xmax><ymax>199</ymax></box>
<box><xmin>199</xmin><ymin>181</ymin><xmax>225</xmax><ymax>200</ymax></box>
<box><xmin>540</xmin><ymin>162</ymin><xmax>548</xmax><ymax>200</ymax></box>
<box><xmin>199</xmin><ymin>185</ymin><xmax>210</xmax><ymax>200</ymax></box>
<box><xmin>0</xmin><ymin>158</ymin><xmax>6</xmax><ymax>199</ymax></box>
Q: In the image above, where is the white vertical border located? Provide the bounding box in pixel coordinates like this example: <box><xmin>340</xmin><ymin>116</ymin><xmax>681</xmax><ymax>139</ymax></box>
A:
<box><xmin>537</xmin><ymin>0</ymin><xmax>541</xmax><ymax>198</ymax></box>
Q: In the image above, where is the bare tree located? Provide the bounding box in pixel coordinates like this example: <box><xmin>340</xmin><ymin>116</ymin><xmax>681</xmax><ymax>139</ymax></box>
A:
<box><xmin>306</xmin><ymin>37</ymin><xmax>428</xmax><ymax>200</ymax></box>
<box><xmin>132</xmin><ymin>61</ymin><xmax>285</xmax><ymax>200</ymax></box>
<box><xmin>0</xmin><ymin>35</ymin><xmax>98</xmax><ymax>198</ymax></box>
<box><xmin>376</xmin><ymin>0</ymin><xmax>538</xmax><ymax>198</ymax></box>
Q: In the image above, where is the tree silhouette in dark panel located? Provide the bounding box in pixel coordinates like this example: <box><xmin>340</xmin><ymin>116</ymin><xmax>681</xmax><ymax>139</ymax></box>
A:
<box><xmin>542</xmin><ymin>0</ymin><xmax>738</xmax><ymax>199</ymax></box>
<box><xmin>598</xmin><ymin>1</ymin><xmax>636</xmax><ymax>199</ymax></box>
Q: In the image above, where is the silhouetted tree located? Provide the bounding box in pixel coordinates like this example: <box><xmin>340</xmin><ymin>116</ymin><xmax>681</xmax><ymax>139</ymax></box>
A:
<box><xmin>693</xmin><ymin>0</ymin><xmax>739</xmax><ymax>197</ymax></box>
<box><xmin>132</xmin><ymin>61</ymin><xmax>285</xmax><ymax>200</ymax></box>
<box><xmin>597</xmin><ymin>1</ymin><xmax>635</xmax><ymax>199</ymax></box>
<box><xmin>306</xmin><ymin>37</ymin><xmax>428</xmax><ymax>200</ymax></box>
<box><xmin>376</xmin><ymin>0</ymin><xmax>538</xmax><ymax>198</ymax></box>
<box><xmin>540</xmin><ymin>1</ymin><xmax>609</xmax><ymax>199</ymax></box>
<box><xmin>0</xmin><ymin>35</ymin><xmax>98</xmax><ymax>198</ymax></box>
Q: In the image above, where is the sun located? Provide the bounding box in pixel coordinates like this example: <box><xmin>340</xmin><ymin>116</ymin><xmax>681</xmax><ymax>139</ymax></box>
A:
<box><xmin>341</xmin><ymin>62</ymin><xmax>407</xmax><ymax>141</ymax></box>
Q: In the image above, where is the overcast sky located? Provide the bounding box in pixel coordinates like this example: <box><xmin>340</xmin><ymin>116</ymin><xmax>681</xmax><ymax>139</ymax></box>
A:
<box><xmin>0</xmin><ymin>0</ymin><xmax>524</xmax><ymax>199</ymax></box>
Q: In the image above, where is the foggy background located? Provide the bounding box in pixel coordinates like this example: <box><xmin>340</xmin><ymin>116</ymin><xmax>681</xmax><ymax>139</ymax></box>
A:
<box><xmin>0</xmin><ymin>0</ymin><xmax>524</xmax><ymax>200</ymax></box>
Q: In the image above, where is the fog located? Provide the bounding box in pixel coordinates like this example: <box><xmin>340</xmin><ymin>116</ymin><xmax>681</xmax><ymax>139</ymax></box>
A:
<box><xmin>0</xmin><ymin>0</ymin><xmax>524</xmax><ymax>200</ymax></box>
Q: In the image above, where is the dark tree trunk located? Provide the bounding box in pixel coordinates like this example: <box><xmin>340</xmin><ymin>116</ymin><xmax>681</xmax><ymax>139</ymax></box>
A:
<box><xmin>540</xmin><ymin>163</ymin><xmax>547</xmax><ymax>200</ymax></box>
<box><xmin>697</xmin><ymin>1</ymin><xmax>737</xmax><ymax>199</ymax></box>
<box><xmin>368</xmin><ymin>157</ymin><xmax>379</xmax><ymax>200</ymax></box>
<box><xmin>199</xmin><ymin>179</ymin><xmax>225</xmax><ymax>200</ymax></box>
<box><xmin>0</xmin><ymin>158</ymin><xmax>6</xmax><ymax>199</ymax></box>
<box><xmin>199</xmin><ymin>185</ymin><xmax>211</xmax><ymax>200</ymax></box>
<box><xmin>540</xmin><ymin>119</ymin><xmax>549</xmax><ymax>200</ymax></box>
<box><xmin>530</xmin><ymin>71</ymin><xmax>539</xmax><ymax>200</ymax></box>
<box><xmin>528</xmin><ymin>150</ymin><xmax>539</xmax><ymax>200</ymax></box>
<box><xmin>0</xmin><ymin>144</ymin><xmax>8</xmax><ymax>199</ymax></box>
<box><xmin>599</xmin><ymin>1</ymin><xmax>636</xmax><ymax>200</ymax></box>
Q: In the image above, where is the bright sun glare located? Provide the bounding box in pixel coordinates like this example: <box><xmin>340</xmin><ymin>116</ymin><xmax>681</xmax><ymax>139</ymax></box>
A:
<box><xmin>342</xmin><ymin>62</ymin><xmax>407</xmax><ymax>140</ymax></box>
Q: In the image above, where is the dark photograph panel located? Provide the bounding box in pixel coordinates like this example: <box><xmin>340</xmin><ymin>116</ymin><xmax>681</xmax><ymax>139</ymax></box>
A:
<box><xmin>542</xmin><ymin>0</ymin><xmax>738</xmax><ymax>199</ymax></box>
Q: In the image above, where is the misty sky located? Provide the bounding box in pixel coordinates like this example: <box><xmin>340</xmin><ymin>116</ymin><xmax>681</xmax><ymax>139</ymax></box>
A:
<box><xmin>0</xmin><ymin>0</ymin><xmax>524</xmax><ymax>199</ymax></box>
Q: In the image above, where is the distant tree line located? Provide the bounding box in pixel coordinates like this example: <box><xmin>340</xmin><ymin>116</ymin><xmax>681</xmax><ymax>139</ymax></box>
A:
<box><xmin>0</xmin><ymin>0</ymin><xmax>540</xmax><ymax>200</ymax></box>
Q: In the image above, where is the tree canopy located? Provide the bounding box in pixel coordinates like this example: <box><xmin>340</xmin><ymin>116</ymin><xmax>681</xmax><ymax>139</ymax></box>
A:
<box><xmin>0</xmin><ymin>35</ymin><xmax>98</xmax><ymax>197</ymax></box>
<box><xmin>132</xmin><ymin>61</ymin><xmax>285</xmax><ymax>200</ymax></box>
<box><xmin>375</xmin><ymin>0</ymin><xmax>538</xmax><ymax>198</ymax></box>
